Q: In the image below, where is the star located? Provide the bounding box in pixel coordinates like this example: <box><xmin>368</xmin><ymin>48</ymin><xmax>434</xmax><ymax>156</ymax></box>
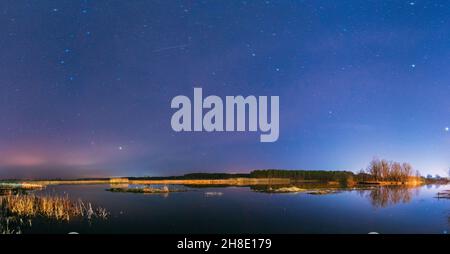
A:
<box><xmin>445</xmin><ymin>127</ymin><xmax>449</xmax><ymax>132</ymax></box>
<box><xmin>411</xmin><ymin>64</ymin><xmax>416</xmax><ymax>68</ymax></box>
<box><xmin>118</xmin><ymin>146</ymin><xmax>123</xmax><ymax>150</ymax></box>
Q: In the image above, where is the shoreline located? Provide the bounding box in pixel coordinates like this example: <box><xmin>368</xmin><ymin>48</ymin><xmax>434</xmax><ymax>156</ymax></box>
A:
<box><xmin>0</xmin><ymin>178</ymin><xmax>430</xmax><ymax>190</ymax></box>
<box><xmin>22</xmin><ymin>177</ymin><xmax>292</xmax><ymax>187</ymax></box>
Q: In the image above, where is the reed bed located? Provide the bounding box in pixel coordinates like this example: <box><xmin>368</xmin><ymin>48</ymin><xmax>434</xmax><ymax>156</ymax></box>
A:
<box><xmin>0</xmin><ymin>194</ymin><xmax>108</xmax><ymax>221</ymax></box>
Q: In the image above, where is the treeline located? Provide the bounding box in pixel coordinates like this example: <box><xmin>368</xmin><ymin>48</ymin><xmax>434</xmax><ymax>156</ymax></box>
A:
<box><xmin>131</xmin><ymin>171</ymin><xmax>355</xmax><ymax>182</ymax></box>
<box><xmin>129</xmin><ymin>159</ymin><xmax>420</xmax><ymax>184</ymax></box>
<box><xmin>362</xmin><ymin>158</ymin><xmax>419</xmax><ymax>182</ymax></box>
<box><xmin>249</xmin><ymin>169</ymin><xmax>354</xmax><ymax>183</ymax></box>
<box><xmin>173</xmin><ymin>173</ymin><xmax>249</xmax><ymax>179</ymax></box>
<box><xmin>129</xmin><ymin>173</ymin><xmax>249</xmax><ymax>180</ymax></box>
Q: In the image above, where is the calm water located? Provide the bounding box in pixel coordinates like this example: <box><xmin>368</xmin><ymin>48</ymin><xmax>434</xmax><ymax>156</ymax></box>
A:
<box><xmin>19</xmin><ymin>184</ymin><xmax>450</xmax><ymax>234</ymax></box>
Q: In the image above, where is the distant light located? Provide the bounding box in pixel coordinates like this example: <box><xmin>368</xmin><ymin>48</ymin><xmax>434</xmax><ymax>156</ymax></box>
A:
<box><xmin>409</xmin><ymin>2</ymin><xmax>415</xmax><ymax>6</ymax></box>
<box><xmin>411</xmin><ymin>64</ymin><xmax>416</xmax><ymax>68</ymax></box>
<box><xmin>118</xmin><ymin>146</ymin><xmax>123</xmax><ymax>150</ymax></box>
<box><xmin>445</xmin><ymin>127</ymin><xmax>449</xmax><ymax>132</ymax></box>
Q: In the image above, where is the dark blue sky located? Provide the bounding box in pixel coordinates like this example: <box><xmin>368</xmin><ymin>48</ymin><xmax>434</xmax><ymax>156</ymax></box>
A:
<box><xmin>1</xmin><ymin>0</ymin><xmax>450</xmax><ymax>178</ymax></box>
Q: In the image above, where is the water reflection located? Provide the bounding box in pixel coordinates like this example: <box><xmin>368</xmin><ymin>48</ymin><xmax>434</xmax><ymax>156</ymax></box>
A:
<box><xmin>2</xmin><ymin>184</ymin><xmax>448</xmax><ymax>233</ymax></box>
<box><xmin>251</xmin><ymin>183</ymin><xmax>422</xmax><ymax>209</ymax></box>
<box><xmin>358</xmin><ymin>186</ymin><xmax>420</xmax><ymax>208</ymax></box>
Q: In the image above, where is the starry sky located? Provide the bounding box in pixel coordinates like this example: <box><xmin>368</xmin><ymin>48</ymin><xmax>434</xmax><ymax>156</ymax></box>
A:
<box><xmin>1</xmin><ymin>0</ymin><xmax>450</xmax><ymax>179</ymax></box>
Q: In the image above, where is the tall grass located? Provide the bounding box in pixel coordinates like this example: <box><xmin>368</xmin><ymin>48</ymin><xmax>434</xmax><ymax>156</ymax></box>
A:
<box><xmin>0</xmin><ymin>194</ymin><xmax>108</xmax><ymax>222</ymax></box>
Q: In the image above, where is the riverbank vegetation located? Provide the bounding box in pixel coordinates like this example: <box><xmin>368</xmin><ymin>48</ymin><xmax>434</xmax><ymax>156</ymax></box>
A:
<box><xmin>1</xmin><ymin>193</ymin><xmax>109</xmax><ymax>234</ymax></box>
<box><xmin>251</xmin><ymin>159</ymin><xmax>423</xmax><ymax>186</ymax></box>
<box><xmin>0</xmin><ymin>183</ymin><xmax>45</xmax><ymax>196</ymax></box>
<box><xmin>0</xmin><ymin>194</ymin><xmax>108</xmax><ymax>221</ymax></box>
<box><xmin>361</xmin><ymin>158</ymin><xmax>420</xmax><ymax>184</ymax></box>
<box><xmin>250</xmin><ymin>170</ymin><xmax>355</xmax><ymax>186</ymax></box>
<box><xmin>129</xmin><ymin>173</ymin><xmax>250</xmax><ymax>180</ymax></box>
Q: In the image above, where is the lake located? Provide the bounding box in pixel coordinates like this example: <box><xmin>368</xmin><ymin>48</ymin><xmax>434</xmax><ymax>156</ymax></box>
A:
<box><xmin>13</xmin><ymin>183</ymin><xmax>450</xmax><ymax>234</ymax></box>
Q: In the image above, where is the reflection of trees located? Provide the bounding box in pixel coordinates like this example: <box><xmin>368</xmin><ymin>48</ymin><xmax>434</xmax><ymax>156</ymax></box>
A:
<box><xmin>358</xmin><ymin>186</ymin><xmax>419</xmax><ymax>208</ymax></box>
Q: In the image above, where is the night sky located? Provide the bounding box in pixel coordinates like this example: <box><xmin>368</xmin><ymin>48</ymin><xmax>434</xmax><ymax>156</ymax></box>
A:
<box><xmin>1</xmin><ymin>0</ymin><xmax>450</xmax><ymax>178</ymax></box>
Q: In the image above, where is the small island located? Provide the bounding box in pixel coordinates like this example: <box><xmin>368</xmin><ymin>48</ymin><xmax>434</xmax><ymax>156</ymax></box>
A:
<box><xmin>106</xmin><ymin>185</ymin><xmax>187</xmax><ymax>194</ymax></box>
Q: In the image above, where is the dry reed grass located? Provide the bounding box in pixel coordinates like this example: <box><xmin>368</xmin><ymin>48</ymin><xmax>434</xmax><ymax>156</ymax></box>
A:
<box><xmin>0</xmin><ymin>194</ymin><xmax>108</xmax><ymax>221</ymax></box>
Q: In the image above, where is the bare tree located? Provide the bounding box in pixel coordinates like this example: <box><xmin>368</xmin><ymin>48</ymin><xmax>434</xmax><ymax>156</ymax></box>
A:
<box><xmin>380</xmin><ymin>159</ymin><xmax>390</xmax><ymax>180</ymax></box>
<box><xmin>366</xmin><ymin>158</ymin><xmax>417</xmax><ymax>182</ymax></box>
<box><xmin>390</xmin><ymin>162</ymin><xmax>402</xmax><ymax>182</ymax></box>
<box><xmin>401</xmin><ymin>163</ymin><xmax>412</xmax><ymax>182</ymax></box>
<box><xmin>368</xmin><ymin>158</ymin><xmax>382</xmax><ymax>181</ymax></box>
